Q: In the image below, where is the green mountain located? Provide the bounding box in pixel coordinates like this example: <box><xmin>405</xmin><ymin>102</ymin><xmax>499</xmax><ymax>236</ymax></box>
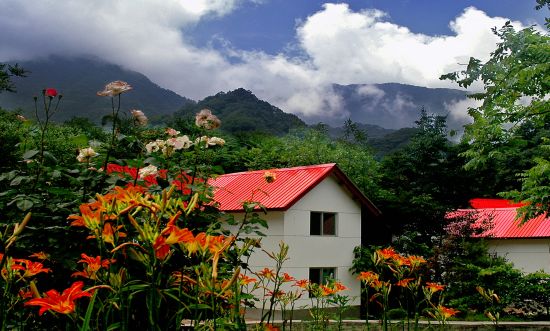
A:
<box><xmin>174</xmin><ymin>88</ymin><xmax>306</xmax><ymax>136</ymax></box>
<box><xmin>0</xmin><ymin>56</ymin><xmax>193</xmax><ymax>122</ymax></box>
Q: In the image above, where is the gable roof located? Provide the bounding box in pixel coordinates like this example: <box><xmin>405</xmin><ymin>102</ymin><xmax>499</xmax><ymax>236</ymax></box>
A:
<box><xmin>453</xmin><ymin>199</ymin><xmax>550</xmax><ymax>239</ymax></box>
<box><xmin>209</xmin><ymin>163</ymin><xmax>380</xmax><ymax>215</ymax></box>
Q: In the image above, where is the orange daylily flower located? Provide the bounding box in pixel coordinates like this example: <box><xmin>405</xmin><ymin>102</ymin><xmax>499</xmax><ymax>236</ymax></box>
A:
<box><xmin>357</xmin><ymin>271</ymin><xmax>379</xmax><ymax>284</ymax></box>
<box><xmin>265</xmin><ymin>323</ymin><xmax>280</xmax><ymax>331</ymax></box>
<box><xmin>153</xmin><ymin>236</ymin><xmax>172</xmax><ymax>260</ymax></box>
<box><xmin>183</xmin><ymin>232</ymin><xmax>231</xmax><ymax>256</ymax></box>
<box><xmin>19</xmin><ymin>288</ymin><xmax>34</xmax><ymax>299</ymax></box>
<box><xmin>72</xmin><ymin>253</ymin><xmax>114</xmax><ymax>280</ymax></box>
<box><xmin>281</xmin><ymin>272</ymin><xmax>295</xmax><ymax>282</ymax></box>
<box><xmin>239</xmin><ymin>274</ymin><xmax>257</xmax><ymax>285</ymax></box>
<box><xmin>111</xmin><ymin>185</ymin><xmax>148</xmax><ymax>205</ymax></box>
<box><xmin>377</xmin><ymin>247</ymin><xmax>398</xmax><ymax>260</ymax></box>
<box><xmin>294</xmin><ymin>279</ymin><xmax>309</xmax><ymax>289</ymax></box>
<box><xmin>332</xmin><ymin>281</ymin><xmax>348</xmax><ymax>292</ymax></box>
<box><xmin>438</xmin><ymin>306</ymin><xmax>460</xmax><ymax>318</ymax></box>
<box><xmin>370</xmin><ymin>279</ymin><xmax>390</xmax><ymax>291</ymax></box>
<box><xmin>29</xmin><ymin>252</ymin><xmax>49</xmax><ymax>260</ymax></box>
<box><xmin>408</xmin><ymin>255</ymin><xmax>427</xmax><ymax>268</ymax></box>
<box><xmin>425</xmin><ymin>282</ymin><xmax>445</xmax><ymax>293</ymax></box>
<box><xmin>21</xmin><ymin>260</ymin><xmax>51</xmax><ymax>278</ymax></box>
<box><xmin>320</xmin><ymin>285</ymin><xmax>336</xmax><ymax>296</ymax></box>
<box><xmin>100</xmin><ymin>223</ymin><xmax>126</xmax><ymax>246</ymax></box>
<box><xmin>258</xmin><ymin>268</ymin><xmax>275</xmax><ymax>280</ymax></box>
<box><xmin>164</xmin><ymin>226</ymin><xmax>194</xmax><ymax>246</ymax></box>
<box><xmin>396</xmin><ymin>278</ymin><xmax>415</xmax><ymax>288</ymax></box>
<box><xmin>68</xmin><ymin>202</ymin><xmax>103</xmax><ymax>229</ymax></box>
<box><xmin>24</xmin><ymin>281</ymin><xmax>91</xmax><ymax>315</ymax></box>
<box><xmin>392</xmin><ymin>254</ymin><xmax>410</xmax><ymax>267</ymax></box>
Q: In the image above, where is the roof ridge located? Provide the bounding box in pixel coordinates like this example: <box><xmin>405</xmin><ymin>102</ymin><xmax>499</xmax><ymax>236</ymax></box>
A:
<box><xmin>216</xmin><ymin>163</ymin><xmax>337</xmax><ymax>177</ymax></box>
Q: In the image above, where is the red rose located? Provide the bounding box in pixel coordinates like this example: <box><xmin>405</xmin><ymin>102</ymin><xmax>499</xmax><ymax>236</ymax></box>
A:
<box><xmin>45</xmin><ymin>88</ymin><xmax>58</xmax><ymax>97</ymax></box>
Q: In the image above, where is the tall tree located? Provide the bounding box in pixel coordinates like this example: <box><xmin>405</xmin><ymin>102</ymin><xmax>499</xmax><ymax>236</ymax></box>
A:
<box><xmin>377</xmin><ymin>109</ymin><xmax>472</xmax><ymax>253</ymax></box>
<box><xmin>441</xmin><ymin>5</ymin><xmax>550</xmax><ymax>221</ymax></box>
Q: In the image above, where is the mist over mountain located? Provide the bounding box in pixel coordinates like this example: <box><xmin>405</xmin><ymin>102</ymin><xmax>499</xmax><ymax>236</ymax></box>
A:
<box><xmin>0</xmin><ymin>56</ymin><xmax>193</xmax><ymax>122</ymax></box>
<box><xmin>301</xmin><ymin>83</ymin><xmax>469</xmax><ymax>131</ymax></box>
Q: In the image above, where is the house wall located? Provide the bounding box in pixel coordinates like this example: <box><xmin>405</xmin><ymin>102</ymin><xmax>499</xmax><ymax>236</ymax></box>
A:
<box><xmin>225</xmin><ymin>175</ymin><xmax>363</xmax><ymax>311</ymax></box>
<box><xmin>488</xmin><ymin>238</ymin><xmax>550</xmax><ymax>273</ymax></box>
<box><xmin>283</xmin><ymin>175</ymin><xmax>362</xmax><ymax>307</ymax></box>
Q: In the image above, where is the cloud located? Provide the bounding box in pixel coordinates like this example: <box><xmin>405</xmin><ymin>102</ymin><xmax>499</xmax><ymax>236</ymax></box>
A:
<box><xmin>445</xmin><ymin>98</ymin><xmax>481</xmax><ymax>126</ymax></box>
<box><xmin>0</xmin><ymin>1</ymin><xmax>538</xmax><ymax>125</ymax></box>
<box><xmin>356</xmin><ymin>85</ymin><xmax>385</xmax><ymax>104</ymax></box>
<box><xmin>296</xmin><ymin>4</ymin><xmax>528</xmax><ymax>89</ymax></box>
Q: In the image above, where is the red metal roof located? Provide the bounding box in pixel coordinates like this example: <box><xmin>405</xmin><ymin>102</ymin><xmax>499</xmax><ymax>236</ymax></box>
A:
<box><xmin>209</xmin><ymin>163</ymin><xmax>380</xmax><ymax>214</ymax></box>
<box><xmin>469</xmin><ymin>198</ymin><xmax>526</xmax><ymax>209</ymax></box>
<box><xmin>452</xmin><ymin>205</ymin><xmax>550</xmax><ymax>239</ymax></box>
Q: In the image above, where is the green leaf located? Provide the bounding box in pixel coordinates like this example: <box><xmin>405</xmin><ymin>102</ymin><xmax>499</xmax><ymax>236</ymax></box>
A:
<box><xmin>16</xmin><ymin>199</ymin><xmax>33</xmax><ymax>211</ymax></box>
<box><xmin>42</xmin><ymin>151</ymin><xmax>58</xmax><ymax>164</ymax></box>
<box><xmin>70</xmin><ymin>134</ymin><xmax>89</xmax><ymax>147</ymax></box>
<box><xmin>106</xmin><ymin>323</ymin><xmax>121</xmax><ymax>331</ymax></box>
<box><xmin>81</xmin><ymin>289</ymin><xmax>97</xmax><ymax>331</ymax></box>
<box><xmin>22</xmin><ymin>149</ymin><xmax>39</xmax><ymax>159</ymax></box>
<box><xmin>10</xmin><ymin>176</ymin><xmax>26</xmax><ymax>186</ymax></box>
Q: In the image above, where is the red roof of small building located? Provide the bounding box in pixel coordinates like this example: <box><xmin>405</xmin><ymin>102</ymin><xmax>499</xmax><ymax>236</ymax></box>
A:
<box><xmin>452</xmin><ymin>199</ymin><xmax>550</xmax><ymax>239</ymax></box>
<box><xmin>209</xmin><ymin>163</ymin><xmax>380</xmax><ymax>214</ymax></box>
<box><xmin>469</xmin><ymin>198</ymin><xmax>526</xmax><ymax>209</ymax></box>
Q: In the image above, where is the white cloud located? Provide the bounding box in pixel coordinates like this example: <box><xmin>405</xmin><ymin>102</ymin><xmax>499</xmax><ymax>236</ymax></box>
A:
<box><xmin>357</xmin><ymin>85</ymin><xmax>385</xmax><ymax>103</ymax></box>
<box><xmin>295</xmin><ymin>4</ymin><xmax>528</xmax><ymax>89</ymax></box>
<box><xmin>445</xmin><ymin>97</ymin><xmax>481</xmax><ymax>125</ymax></box>
<box><xmin>0</xmin><ymin>1</ymin><xmax>538</xmax><ymax>124</ymax></box>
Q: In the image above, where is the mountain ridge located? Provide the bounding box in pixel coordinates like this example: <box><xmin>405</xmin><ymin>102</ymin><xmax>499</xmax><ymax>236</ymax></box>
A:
<box><xmin>0</xmin><ymin>57</ymin><xmax>470</xmax><ymax>136</ymax></box>
<box><xmin>0</xmin><ymin>56</ymin><xmax>193</xmax><ymax>122</ymax></box>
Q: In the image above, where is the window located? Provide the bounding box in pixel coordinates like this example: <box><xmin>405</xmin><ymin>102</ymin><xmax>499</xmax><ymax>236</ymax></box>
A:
<box><xmin>310</xmin><ymin>211</ymin><xmax>336</xmax><ymax>235</ymax></box>
<box><xmin>309</xmin><ymin>267</ymin><xmax>336</xmax><ymax>285</ymax></box>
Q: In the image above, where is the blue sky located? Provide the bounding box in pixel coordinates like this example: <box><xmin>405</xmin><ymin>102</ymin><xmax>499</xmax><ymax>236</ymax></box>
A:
<box><xmin>0</xmin><ymin>0</ymin><xmax>547</xmax><ymax>123</ymax></box>
<box><xmin>190</xmin><ymin>1</ymin><xmax>545</xmax><ymax>54</ymax></box>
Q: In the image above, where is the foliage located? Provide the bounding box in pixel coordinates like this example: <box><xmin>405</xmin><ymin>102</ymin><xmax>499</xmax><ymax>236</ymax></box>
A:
<box><xmin>441</xmin><ymin>15</ymin><xmax>550</xmax><ymax>221</ymax></box>
<box><xmin>173</xmin><ymin>88</ymin><xmax>306</xmax><ymax>136</ymax></box>
<box><xmin>0</xmin><ymin>63</ymin><xmax>26</xmax><ymax>93</ymax></box>
<box><xmin>434</xmin><ymin>213</ymin><xmax>523</xmax><ymax>314</ymax></box>
<box><xmin>234</xmin><ymin>123</ymin><xmax>382</xmax><ymax>201</ymax></box>
<box><xmin>517</xmin><ymin>271</ymin><xmax>550</xmax><ymax>318</ymax></box>
<box><xmin>376</xmin><ymin>108</ymin><xmax>472</xmax><ymax>250</ymax></box>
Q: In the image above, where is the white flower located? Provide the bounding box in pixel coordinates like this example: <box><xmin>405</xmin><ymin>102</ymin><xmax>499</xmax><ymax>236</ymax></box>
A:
<box><xmin>130</xmin><ymin>109</ymin><xmax>148</xmax><ymax>126</ymax></box>
<box><xmin>207</xmin><ymin>137</ymin><xmax>225</xmax><ymax>147</ymax></box>
<box><xmin>145</xmin><ymin>140</ymin><xmax>165</xmax><ymax>154</ymax></box>
<box><xmin>77</xmin><ymin>147</ymin><xmax>99</xmax><ymax>163</ymax></box>
<box><xmin>167</xmin><ymin>135</ymin><xmax>192</xmax><ymax>150</ymax></box>
<box><xmin>195</xmin><ymin>109</ymin><xmax>221</xmax><ymax>130</ymax></box>
<box><xmin>165</xmin><ymin>128</ymin><xmax>180</xmax><ymax>136</ymax></box>
<box><xmin>195</xmin><ymin>136</ymin><xmax>209</xmax><ymax>145</ymax></box>
<box><xmin>138</xmin><ymin>165</ymin><xmax>158</xmax><ymax>178</ymax></box>
<box><xmin>97</xmin><ymin>80</ymin><xmax>132</xmax><ymax>97</ymax></box>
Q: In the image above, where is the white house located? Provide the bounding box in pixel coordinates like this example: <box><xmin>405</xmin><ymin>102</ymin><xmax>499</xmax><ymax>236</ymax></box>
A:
<box><xmin>454</xmin><ymin>199</ymin><xmax>550</xmax><ymax>274</ymax></box>
<box><xmin>209</xmin><ymin>163</ymin><xmax>380</xmax><ymax>309</ymax></box>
